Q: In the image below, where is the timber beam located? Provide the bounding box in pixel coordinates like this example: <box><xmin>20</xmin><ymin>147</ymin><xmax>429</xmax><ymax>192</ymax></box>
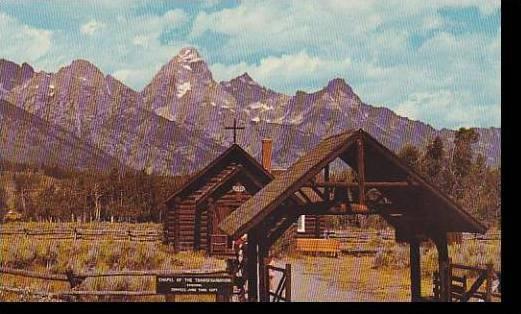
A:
<box><xmin>307</xmin><ymin>181</ymin><xmax>420</xmax><ymax>188</ymax></box>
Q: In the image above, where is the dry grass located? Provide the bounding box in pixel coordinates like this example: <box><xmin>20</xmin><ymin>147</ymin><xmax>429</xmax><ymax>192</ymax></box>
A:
<box><xmin>0</xmin><ymin>223</ymin><xmax>225</xmax><ymax>302</ymax></box>
<box><xmin>277</xmin><ymin>229</ymin><xmax>500</xmax><ymax>301</ymax></box>
<box><xmin>0</xmin><ymin>238</ymin><xmax>218</xmax><ymax>273</ymax></box>
<box><xmin>0</xmin><ymin>222</ymin><xmax>501</xmax><ymax>302</ymax></box>
<box><xmin>369</xmin><ymin>235</ymin><xmax>501</xmax><ymax>280</ymax></box>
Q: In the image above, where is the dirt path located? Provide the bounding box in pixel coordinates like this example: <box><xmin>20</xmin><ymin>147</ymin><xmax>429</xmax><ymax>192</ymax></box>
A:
<box><xmin>271</xmin><ymin>255</ymin><xmax>432</xmax><ymax>302</ymax></box>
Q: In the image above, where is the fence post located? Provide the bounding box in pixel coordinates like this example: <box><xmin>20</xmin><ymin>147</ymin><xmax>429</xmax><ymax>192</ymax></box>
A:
<box><xmin>447</xmin><ymin>258</ymin><xmax>452</xmax><ymax>302</ymax></box>
<box><xmin>485</xmin><ymin>263</ymin><xmax>493</xmax><ymax>302</ymax></box>
<box><xmin>285</xmin><ymin>263</ymin><xmax>291</xmax><ymax>302</ymax></box>
<box><xmin>127</xmin><ymin>229</ymin><xmax>132</xmax><ymax>241</ymax></box>
<box><xmin>73</xmin><ymin>228</ymin><xmax>78</xmax><ymax>241</ymax></box>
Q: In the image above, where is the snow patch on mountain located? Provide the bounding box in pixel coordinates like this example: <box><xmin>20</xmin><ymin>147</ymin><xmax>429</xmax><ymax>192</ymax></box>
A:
<box><xmin>178</xmin><ymin>48</ymin><xmax>202</xmax><ymax>63</ymax></box>
<box><xmin>155</xmin><ymin>106</ymin><xmax>174</xmax><ymax>121</ymax></box>
<box><xmin>248</xmin><ymin>101</ymin><xmax>273</xmax><ymax>111</ymax></box>
<box><xmin>176</xmin><ymin>82</ymin><xmax>191</xmax><ymax>98</ymax></box>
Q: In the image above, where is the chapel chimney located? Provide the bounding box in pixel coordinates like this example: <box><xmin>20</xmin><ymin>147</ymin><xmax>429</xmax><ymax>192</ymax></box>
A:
<box><xmin>261</xmin><ymin>138</ymin><xmax>273</xmax><ymax>173</ymax></box>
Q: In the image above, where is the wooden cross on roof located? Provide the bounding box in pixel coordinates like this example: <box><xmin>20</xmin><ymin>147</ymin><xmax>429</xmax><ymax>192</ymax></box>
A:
<box><xmin>225</xmin><ymin>118</ymin><xmax>245</xmax><ymax>144</ymax></box>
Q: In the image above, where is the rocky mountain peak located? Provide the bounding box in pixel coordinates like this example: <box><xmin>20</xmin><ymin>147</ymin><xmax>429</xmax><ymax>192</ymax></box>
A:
<box><xmin>59</xmin><ymin>59</ymin><xmax>105</xmax><ymax>81</ymax></box>
<box><xmin>175</xmin><ymin>47</ymin><xmax>203</xmax><ymax>64</ymax></box>
<box><xmin>69</xmin><ymin>59</ymin><xmax>99</xmax><ymax>70</ymax></box>
<box><xmin>155</xmin><ymin>47</ymin><xmax>211</xmax><ymax>78</ymax></box>
<box><xmin>237</xmin><ymin>72</ymin><xmax>254</xmax><ymax>82</ymax></box>
<box><xmin>1</xmin><ymin>56</ymin><xmax>502</xmax><ymax>172</ymax></box>
<box><xmin>20</xmin><ymin>62</ymin><xmax>35</xmax><ymax>75</ymax></box>
<box><xmin>225</xmin><ymin>72</ymin><xmax>261</xmax><ymax>88</ymax></box>
<box><xmin>0</xmin><ymin>59</ymin><xmax>35</xmax><ymax>96</ymax></box>
<box><xmin>325</xmin><ymin>78</ymin><xmax>353</xmax><ymax>95</ymax></box>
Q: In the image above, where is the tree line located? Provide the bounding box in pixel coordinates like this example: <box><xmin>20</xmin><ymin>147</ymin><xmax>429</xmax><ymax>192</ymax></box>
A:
<box><xmin>0</xmin><ymin>161</ymin><xmax>189</xmax><ymax>223</ymax></box>
<box><xmin>397</xmin><ymin>127</ymin><xmax>501</xmax><ymax>227</ymax></box>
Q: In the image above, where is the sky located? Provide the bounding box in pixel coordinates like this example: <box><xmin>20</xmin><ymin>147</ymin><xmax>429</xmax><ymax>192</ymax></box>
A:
<box><xmin>0</xmin><ymin>0</ymin><xmax>500</xmax><ymax>129</ymax></box>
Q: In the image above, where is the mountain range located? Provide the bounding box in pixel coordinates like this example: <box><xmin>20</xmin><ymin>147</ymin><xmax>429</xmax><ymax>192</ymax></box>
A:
<box><xmin>0</xmin><ymin>48</ymin><xmax>501</xmax><ymax>175</ymax></box>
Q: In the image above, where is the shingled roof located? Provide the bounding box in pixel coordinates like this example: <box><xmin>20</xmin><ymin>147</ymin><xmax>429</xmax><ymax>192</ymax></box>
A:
<box><xmin>219</xmin><ymin>129</ymin><xmax>487</xmax><ymax>238</ymax></box>
<box><xmin>165</xmin><ymin>144</ymin><xmax>273</xmax><ymax>207</ymax></box>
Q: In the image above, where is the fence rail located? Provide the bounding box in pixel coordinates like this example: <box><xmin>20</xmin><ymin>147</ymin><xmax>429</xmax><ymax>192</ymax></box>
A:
<box><xmin>433</xmin><ymin>261</ymin><xmax>501</xmax><ymax>302</ymax></box>
<box><xmin>326</xmin><ymin>230</ymin><xmax>500</xmax><ymax>255</ymax></box>
<box><xmin>0</xmin><ymin>227</ymin><xmax>163</xmax><ymax>242</ymax></box>
<box><xmin>0</xmin><ymin>266</ymin><xmax>229</xmax><ymax>301</ymax></box>
<box><xmin>328</xmin><ymin>230</ymin><xmax>501</xmax><ymax>241</ymax></box>
<box><xmin>0</xmin><ymin>225</ymin><xmax>500</xmax><ymax>244</ymax></box>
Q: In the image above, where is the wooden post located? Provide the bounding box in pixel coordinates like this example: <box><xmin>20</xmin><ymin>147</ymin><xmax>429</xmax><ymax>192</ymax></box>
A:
<box><xmin>257</xmin><ymin>233</ymin><xmax>270</xmax><ymax>302</ymax></box>
<box><xmin>324</xmin><ymin>163</ymin><xmax>330</xmax><ymax>201</ymax></box>
<box><xmin>434</xmin><ymin>234</ymin><xmax>450</xmax><ymax>302</ymax></box>
<box><xmin>285</xmin><ymin>263</ymin><xmax>292</xmax><ymax>302</ymax></box>
<box><xmin>356</xmin><ymin>138</ymin><xmax>366</xmax><ymax>205</ymax></box>
<box><xmin>447</xmin><ymin>259</ymin><xmax>452</xmax><ymax>302</ymax></box>
<box><xmin>409</xmin><ymin>237</ymin><xmax>421</xmax><ymax>302</ymax></box>
<box><xmin>259</xmin><ymin>255</ymin><xmax>269</xmax><ymax>302</ymax></box>
<box><xmin>247</xmin><ymin>232</ymin><xmax>258</xmax><ymax>302</ymax></box>
<box><xmin>485</xmin><ymin>263</ymin><xmax>493</xmax><ymax>302</ymax></box>
<box><xmin>207</xmin><ymin>198</ymin><xmax>215</xmax><ymax>255</ymax></box>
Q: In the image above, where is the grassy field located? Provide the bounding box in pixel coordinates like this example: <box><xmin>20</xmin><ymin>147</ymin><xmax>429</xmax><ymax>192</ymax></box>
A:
<box><xmin>0</xmin><ymin>222</ymin><xmax>501</xmax><ymax>302</ymax></box>
<box><xmin>275</xmin><ymin>227</ymin><xmax>501</xmax><ymax>302</ymax></box>
<box><xmin>0</xmin><ymin>222</ymin><xmax>225</xmax><ymax>301</ymax></box>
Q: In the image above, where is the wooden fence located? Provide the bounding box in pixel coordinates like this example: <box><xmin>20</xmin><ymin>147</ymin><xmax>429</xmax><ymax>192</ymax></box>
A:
<box><xmin>0</xmin><ymin>266</ymin><xmax>229</xmax><ymax>302</ymax></box>
<box><xmin>432</xmin><ymin>261</ymin><xmax>501</xmax><ymax>302</ymax></box>
<box><xmin>0</xmin><ymin>226</ymin><xmax>163</xmax><ymax>242</ymax></box>
<box><xmin>265</xmin><ymin>263</ymin><xmax>291</xmax><ymax>302</ymax></box>
<box><xmin>329</xmin><ymin>229</ymin><xmax>501</xmax><ymax>242</ymax></box>
<box><xmin>328</xmin><ymin>230</ymin><xmax>500</xmax><ymax>254</ymax></box>
<box><xmin>0</xmin><ymin>224</ymin><xmax>499</xmax><ymax>246</ymax></box>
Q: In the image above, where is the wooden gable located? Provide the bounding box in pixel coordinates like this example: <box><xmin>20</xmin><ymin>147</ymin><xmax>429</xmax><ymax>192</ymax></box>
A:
<box><xmin>219</xmin><ymin>129</ymin><xmax>486</xmax><ymax>240</ymax></box>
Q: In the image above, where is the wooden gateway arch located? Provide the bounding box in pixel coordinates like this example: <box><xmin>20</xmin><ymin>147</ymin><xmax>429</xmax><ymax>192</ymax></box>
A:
<box><xmin>219</xmin><ymin>129</ymin><xmax>487</xmax><ymax>302</ymax></box>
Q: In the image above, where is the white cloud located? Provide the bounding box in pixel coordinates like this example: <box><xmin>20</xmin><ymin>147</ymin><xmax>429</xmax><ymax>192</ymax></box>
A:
<box><xmin>132</xmin><ymin>35</ymin><xmax>150</xmax><ymax>48</ymax></box>
<box><xmin>195</xmin><ymin>0</ymin><xmax>500</xmax><ymax>128</ymax></box>
<box><xmin>80</xmin><ymin>19</ymin><xmax>105</xmax><ymax>35</ymax></box>
<box><xmin>24</xmin><ymin>8</ymin><xmax>191</xmax><ymax>90</ymax></box>
<box><xmin>0</xmin><ymin>12</ymin><xmax>52</xmax><ymax>63</ymax></box>
<box><xmin>162</xmin><ymin>9</ymin><xmax>189</xmax><ymax>25</ymax></box>
<box><xmin>394</xmin><ymin>90</ymin><xmax>500</xmax><ymax>129</ymax></box>
<box><xmin>0</xmin><ymin>1</ymin><xmax>500</xmax><ymax>128</ymax></box>
<box><xmin>112</xmin><ymin>65</ymin><xmax>162</xmax><ymax>90</ymax></box>
<box><xmin>211</xmin><ymin>51</ymin><xmax>352</xmax><ymax>92</ymax></box>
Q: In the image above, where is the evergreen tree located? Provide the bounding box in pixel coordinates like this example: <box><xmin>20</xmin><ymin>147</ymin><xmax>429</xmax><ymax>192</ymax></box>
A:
<box><xmin>452</xmin><ymin>128</ymin><xmax>480</xmax><ymax>178</ymax></box>
<box><xmin>398</xmin><ymin>144</ymin><xmax>421</xmax><ymax>171</ymax></box>
<box><xmin>423</xmin><ymin>136</ymin><xmax>445</xmax><ymax>178</ymax></box>
<box><xmin>450</xmin><ymin>128</ymin><xmax>480</xmax><ymax>199</ymax></box>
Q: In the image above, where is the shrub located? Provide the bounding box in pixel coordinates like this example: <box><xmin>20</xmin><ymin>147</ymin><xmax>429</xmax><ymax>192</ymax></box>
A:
<box><xmin>372</xmin><ymin>243</ymin><xmax>409</xmax><ymax>269</ymax></box>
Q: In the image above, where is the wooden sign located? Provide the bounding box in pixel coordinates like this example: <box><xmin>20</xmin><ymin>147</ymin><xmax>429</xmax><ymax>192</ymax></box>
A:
<box><xmin>156</xmin><ymin>275</ymin><xmax>233</xmax><ymax>295</ymax></box>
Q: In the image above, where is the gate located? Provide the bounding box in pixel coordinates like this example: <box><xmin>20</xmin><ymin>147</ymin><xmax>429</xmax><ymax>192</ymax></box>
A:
<box><xmin>265</xmin><ymin>263</ymin><xmax>291</xmax><ymax>302</ymax></box>
<box><xmin>433</xmin><ymin>261</ymin><xmax>500</xmax><ymax>302</ymax></box>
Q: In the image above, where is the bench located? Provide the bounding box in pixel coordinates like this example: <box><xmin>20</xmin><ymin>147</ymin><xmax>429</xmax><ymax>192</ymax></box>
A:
<box><xmin>295</xmin><ymin>238</ymin><xmax>340</xmax><ymax>257</ymax></box>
